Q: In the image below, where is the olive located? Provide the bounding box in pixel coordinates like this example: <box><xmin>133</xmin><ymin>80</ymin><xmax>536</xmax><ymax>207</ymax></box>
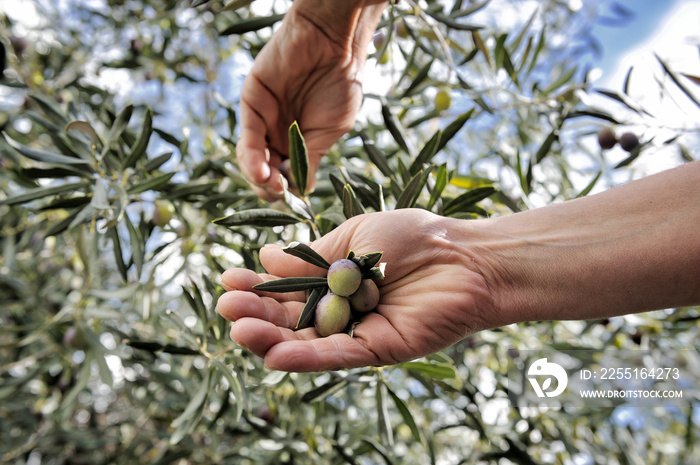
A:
<box><xmin>597</xmin><ymin>127</ymin><xmax>617</xmax><ymax>150</ymax></box>
<box><xmin>315</xmin><ymin>293</ymin><xmax>351</xmax><ymax>336</ymax></box>
<box><xmin>618</xmin><ymin>132</ymin><xmax>639</xmax><ymax>152</ymax></box>
<box><xmin>327</xmin><ymin>259</ymin><xmax>362</xmax><ymax>297</ymax></box>
<box><xmin>348</xmin><ymin>279</ymin><xmax>380</xmax><ymax>313</ymax></box>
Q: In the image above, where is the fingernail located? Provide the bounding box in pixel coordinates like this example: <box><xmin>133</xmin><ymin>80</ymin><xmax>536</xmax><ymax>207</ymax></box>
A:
<box><xmin>259</xmin><ymin>162</ymin><xmax>271</xmax><ymax>182</ymax></box>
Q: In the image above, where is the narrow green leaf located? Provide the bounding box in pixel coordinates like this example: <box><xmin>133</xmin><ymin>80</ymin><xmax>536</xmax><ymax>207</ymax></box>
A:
<box><xmin>450</xmin><ymin>0</ymin><xmax>490</xmax><ymax>18</ymax></box>
<box><xmin>126</xmin><ymin>340</ymin><xmax>200</xmax><ymax>355</ymax></box>
<box><xmin>121</xmin><ymin>107</ymin><xmax>153</xmax><ymax>169</ymax></box>
<box><xmin>402</xmin><ymin>58</ymin><xmax>434</xmax><ymax>98</ymax></box>
<box><xmin>301</xmin><ymin>377</ymin><xmax>348</xmax><ymax>403</ymax></box>
<box><xmin>125</xmin><ymin>214</ymin><xmax>144</xmax><ymax>277</ymax></box>
<box><xmin>261</xmin><ymin>370</ymin><xmax>287</xmax><ymax>386</ymax></box>
<box><xmin>252</xmin><ymin>276</ymin><xmax>328</xmax><ymax>293</ymax></box>
<box><xmin>170</xmin><ymin>369</ymin><xmax>212</xmax><ymax>443</ymax></box>
<box><xmin>576</xmin><ymin>171</ymin><xmax>601</xmax><ymax>198</ymax></box>
<box><xmin>656</xmin><ymin>53</ymin><xmax>700</xmax><ymax>109</ymax></box>
<box><xmin>423</xmin><ymin>9</ymin><xmax>482</xmax><ymax>30</ymax></box>
<box><xmin>443</xmin><ymin>186</ymin><xmax>495</xmax><ymax>216</ymax></box>
<box><xmin>296</xmin><ymin>286</ymin><xmax>327</xmax><ymax>329</ymax></box>
<box><xmin>282</xmin><ymin>176</ymin><xmax>313</xmax><ymax>220</ymax></box>
<box><xmin>161</xmin><ymin>181</ymin><xmax>219</xmax><ymax>199</ymax></box>
<box><xmin>360</xmin><ymin>132</ymin><xmax>393</xmax><ymax>178</ymax></box>
<box><xmin>213</xmin><ymin>208</ymin><xmax>301</xmax><ymax>228</ymax></box>
<box><xmin>90</xmin><ymin>283</ymin><xmax>140</xmax><ymax>300</ymax></box>
<box><xmin>381</xmin><ymin>103</ymin><xmax>410</xmax><ymax>153</ymax></box>
<box><xmin>222</xmin><ymin>0</ymin><xmax>255</xmax><ymax>12</ymax></box>
<box><xmin>409</xmin><ymin>130</ymin><xmax>442</xmax><ymax>176</ymax></box>
<box><xmin>542</xmin><ymin>66</ymin><xmax>577</xmax><ymax>96</ymax></box>
<box><xmin>283</xmin><ymin>242</ymin><xmax>331</xmax><ymax>269</ymax></box>
<box><xmin>0</xmin><ymin>180</ymin><xmax>89</xmax><ymax>206</ymax></box>
<box><xmin>353</xmin><ymin>252</ymin><xmax>383</xmax><ymax>271</ymax></box>
<box><xmin>288</xmin><ymin>121</ymin><xmax>309</xmax><ymax>196</ymax></box>
<box><xmin>211</xmin><ymin>357</ymin><xmax>244</xmax><ymax>423</ymax></box>
<box><xmin>526</xmin><ymin>26</ymin><xmax>546</xmax><ymax>76</ymax></box>
<box><xmin>402</xmin><ymin>361</ymin><xmax>458</xmax><ymax>380</ymax></box>
<box><xmin>29</xmin><ymin>94</ymin><xmax>68</xmax><ymax>125</ymax></box>
<box><xmin>101</xmin><ymin>104</ymin><xmax>134</xmax><ymax>159</ymax></box>
<box><xmin>595</xmin><ymin>89</ymin><xmax>647</xmax><ymax>115</ymax></box>
<box><xmin>65</xmin><ymin>121</ymin><xmax>100</xmax><ymax>148</ymax></box>
<box><xmin>437</xmin><ymin>109</ymin><xmax>474</xmax><ymax>153</ymax></box>
<box><xmin>342</xmin><ymin>184</ymin><xmax>365</xmax><ymax>219</ymax></box>
<box><xmin>220</xmin><ymin>13</ymin><xmax>285</xmax><ymax>36</ymax></box>
<box><xmin>45</xmin><ymin>207</ymin><xmax>84</xmax><ymax>236</ymax></box>
<box><xmin>534</xmin><ymin>130</ymin><xmax>558</xmax><ymax>164</ymax></box>
<box><xmin>427</xmin><ymin>164</ymin><xmax>448</xmax><ymax>211</ymax></box>
<box><xmin>5</xmin><ymin>134</ymin><xmax>91</xmax><ymax>166</ymax></box>
<box><xmin>395</xmin><ymin>169</ymin><xmax>430</xmax><ymax>209</ymax></box>
<box><xmin>144</xmin><ymin>152</ymin><xmax>173</xmax><ymax>172</ymax></box>
<box><xmin>375</xmin><ymin>381</ymin><xmax>394</xmax><ymax>448</ymax></box>
<box><xmin>385</xmin><ymin>384</ymin><xmax>422</xmax><ymax>444</ymax></box>
<box><xmin>127</xmin><ymin>172</ymin><xmax>176</xmax><ymax>195</ymax></box>
<box><xmin>472</xmin><ymin>30</ymin><xmax>491</xmax><ymax>68</ymax></box>
<box><xmin>360</xmin><ymin>438</ymin><xmax>395</xmax><ymax>465</ymax></box>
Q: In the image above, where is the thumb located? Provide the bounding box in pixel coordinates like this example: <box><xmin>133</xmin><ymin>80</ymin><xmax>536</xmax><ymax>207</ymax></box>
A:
<box><xmin>259</xmin><ymin>217</ymin><xmax>363</xmax><ymax>278</ymax></box>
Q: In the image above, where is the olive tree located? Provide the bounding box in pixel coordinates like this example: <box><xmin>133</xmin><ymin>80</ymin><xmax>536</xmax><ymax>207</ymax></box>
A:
<box><xmin>1</xmin><ymin>0</ymin><xmax>699</xmax><ymax>463</ymax></box>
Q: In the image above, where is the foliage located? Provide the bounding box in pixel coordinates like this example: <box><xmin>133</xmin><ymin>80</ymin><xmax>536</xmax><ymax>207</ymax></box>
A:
<box><xmin>1</xmin><ymin>0</ymin><xmax>699</xmax><ymax>464</ymax></box>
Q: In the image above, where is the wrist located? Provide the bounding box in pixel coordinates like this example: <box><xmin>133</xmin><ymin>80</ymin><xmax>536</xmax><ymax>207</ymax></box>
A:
<box><xmin>291</xmin><ymin>0</ymin><xmax>389</xmax><ymax>54</ymax></box>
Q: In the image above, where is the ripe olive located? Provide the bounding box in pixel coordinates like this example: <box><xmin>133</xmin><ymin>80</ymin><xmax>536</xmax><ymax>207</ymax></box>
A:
<box><xmin>348</xmin><ymin>279</ymin><xmax>380</xmax><ymax>313</ymax></box>
<box><xmin>327</xmin><ymin>259</ymin><xmax>362</xmax><ymax>297</ymax></box>
<box><xmin>596</xmin><ymin>127</ymin><xmax>617</xmax><ymax>150</ymax></box>
<box><xmin>315</xmin><ymin>293</ymin><xmax>351</xmax><ymax>336</ymax></box>
<box><xmin>394</xmin><ymin>19</ymin><xmax>409</xmax><ymax>39</ymax></box>
<box><xmin>618</xmin><ymin>132</ymin><xmax>639</xmax><ymax>152</ymax></box>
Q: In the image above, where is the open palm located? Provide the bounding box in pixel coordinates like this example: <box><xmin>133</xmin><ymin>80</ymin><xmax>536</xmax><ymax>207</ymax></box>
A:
<box><xmin>217</xmin><ymin>210</ymin><xmax>499</xmax><ymax>372</ymax></box>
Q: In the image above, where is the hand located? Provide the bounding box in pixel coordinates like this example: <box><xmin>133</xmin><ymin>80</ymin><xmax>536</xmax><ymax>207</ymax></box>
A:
<box><xmin>236</xmin><ymin>0</ymin><xmax>387</xmax><ymax>200</ymax></box>
<box><xmin>217</xmin><ymin>209</ymin><xmax>499</xmax><ymax>372</ymax></box>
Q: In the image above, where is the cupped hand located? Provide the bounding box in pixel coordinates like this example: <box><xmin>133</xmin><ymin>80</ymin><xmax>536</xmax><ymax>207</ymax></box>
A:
<box><xmin>217</xmin><ymin>209</ymin><xmax>499</xmax><ymax>372</ymax></box>
<box><xmin>236</xmin><ymin>1</ymin><xmax>384</xmax><ymax>200</ymax></box>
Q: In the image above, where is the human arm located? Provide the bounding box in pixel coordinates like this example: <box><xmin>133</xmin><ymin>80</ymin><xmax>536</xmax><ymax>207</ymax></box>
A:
<box><xmin>236</xmin><ymin>0</ymin><xmax>388</xmax><ymax>200</ymax></box>
<box><xmin>217</xmin><ymin>162</ymin><xmax>700</xmax><ymax>372</ymax></box>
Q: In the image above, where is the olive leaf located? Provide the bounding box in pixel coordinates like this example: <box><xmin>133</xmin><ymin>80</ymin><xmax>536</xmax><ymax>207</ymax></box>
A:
<box><xmin>220</xmin><ymin>13</ymin><xmax>285</xmax><ymax>36</ymax></box>
<box><xmin>381</xmin><ymin>103</ymin><xmax>410</xmax><ymax>154</ymax></box>
<box><xmin>437</xmin><ymin>108</ymin><xmax>475</xmax><ymax>153</ymax></box>
<box><xmin>121</xmin><ymin>107</ymin><xmax>153</xmax><ymax>170</ymax></box>
<box><xmin>296</xmin><ymin>286</ymin><xmax>327</xmax><ymax>330</ymax></box>
<box><xmin>288</xmin><ymin>121</ymin><xmax>309</xmax><ymax>196</ymax></box>
<box><xmin>253</xmin><ymin>277</ymin><xmax>328</xmax><ymax>293</ymax></box>
<box><xmin>409</xmin><ymin>129</ymin><xmax>442</xmax><ymax>176</ymax></box>
<box><xmin>213</xmin><ymin>208</ymin><xmax>301</xmax><ymax>228</ymax></box>
<box><xmin>363</xmin><ymin>263</ymin><xmax>386</xmax><ymax>280</ymax></box>
<box><xmin>352</xmin><ymin>252</ymin><xmax>383</xmax><ymax>271</ymax></box>
<box><xmin>283</xmin><ymin>242</ymin><xmax>331</xmax><ymax>269</ymax></box>
<box><xmin>443</xmin><ymin>186</ymin><xmax>496</xmax><ymax>216</ymax></box>
<box><xmin>342</xmin><ymin>184</ymin><xmax>365</xmax><ymax>219</ymax></box>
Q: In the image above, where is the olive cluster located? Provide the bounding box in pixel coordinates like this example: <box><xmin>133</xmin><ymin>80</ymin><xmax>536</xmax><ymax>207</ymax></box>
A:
<box><xmin>252</xmin><ymin>244</ymin><xmax>384</xmax><ymax>337</ymax></box>
<box><xmin>597</xmin><ymin>127</ymin><xmax>640</xmax><ymax>152</ymax></box>
<box><xmin>316</xmin><ymin>259</ymin><xmax>381</xmax><ymax>336</ymax></box>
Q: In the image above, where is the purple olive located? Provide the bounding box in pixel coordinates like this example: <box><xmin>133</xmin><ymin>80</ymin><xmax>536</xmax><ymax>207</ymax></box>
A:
<box><xmin>348</xmin><ymin>279</ymin><xmax>380</xmax><ymax>313</ymax></box>
<box><xmin>618</xmin><ymin>132</ymin><xmax>639</xmax><ymax>152</ymax></box>
<box><xmin>315</xmin><ymin>293</ymin><xmax>351</xmax><ymax>336</ymax></box>
<box><xmin>327</xmin><ymin>259</ymin><xmax>362</xmax><ymax>297</ymax></box>
<box><xmin>597</xmin><ymin>127</ymin><xmax>617</xmax><ymax>150</ymax></box>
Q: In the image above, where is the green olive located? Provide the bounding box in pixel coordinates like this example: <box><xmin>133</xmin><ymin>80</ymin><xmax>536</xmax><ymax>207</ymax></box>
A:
<box><xmin>327</xmin><ymin>259</ymin><xmax>362</xmax><ymax>297</ymax></box>
<box><xmin>315</xmin><ymin>293</ymin><xmax>351</xmax><ymax>336</ymax></box>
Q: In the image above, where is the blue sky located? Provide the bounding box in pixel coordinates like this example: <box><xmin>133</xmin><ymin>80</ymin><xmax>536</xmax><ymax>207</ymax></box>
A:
<box><xmin>591</xmin><ymin>0</ymin><xmax>682</xmax><ymax>80</ymax></box>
